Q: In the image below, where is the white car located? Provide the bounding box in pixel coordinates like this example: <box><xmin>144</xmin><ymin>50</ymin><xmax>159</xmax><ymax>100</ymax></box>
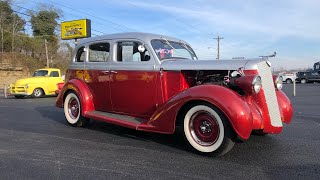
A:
<box><xmin>281</xmin><ymin>73</ymin><xmax>296</xmax><ymax>83</ymax></box>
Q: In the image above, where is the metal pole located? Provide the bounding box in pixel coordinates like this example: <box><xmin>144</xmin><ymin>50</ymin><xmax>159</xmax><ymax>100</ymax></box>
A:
<box><xmin>293</xmin><ymin>79</ymin><xmax>296</xmax><ymax>96</ymax></box>
<box><xmin>213</xmin><ymin>35</ymin><xmax>224</xmax><ymax>60</ymax></box>
<box><xmin>4</xmin><ymin>84</ymin><xmax>7</xmax><ymax>99</ymax></box>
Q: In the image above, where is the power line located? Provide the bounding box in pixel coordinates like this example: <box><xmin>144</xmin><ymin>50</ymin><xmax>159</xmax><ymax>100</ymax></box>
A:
<box><xmin>15</xmin><ymin>1</ymin><xmax>118</xmax><ymax>34</ymax></box>
<box><xmin>43</xmin><ymin>0</ymin><xmax>136</xmax><ymax>32</ymax></box>
<box><xmin>10</xmin><ymin>2</ymin><xmax>101</xmax><ymax>34</ymax></box>
<box><xmin>11</xmin><ymin>8</ymin><xmax>101</xmax><ymax>36</ymax></box>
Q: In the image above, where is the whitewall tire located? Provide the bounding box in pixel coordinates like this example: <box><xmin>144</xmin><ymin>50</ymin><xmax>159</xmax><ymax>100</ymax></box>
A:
<box><xmin>64</xmin><ymin>92</ymin><xmax>89</xmax><ymax>127</ymax></box>
<box><xmin>182</xmin><ymin>104</ymin><xmax>235</xmax><ymax>156</ymax></box>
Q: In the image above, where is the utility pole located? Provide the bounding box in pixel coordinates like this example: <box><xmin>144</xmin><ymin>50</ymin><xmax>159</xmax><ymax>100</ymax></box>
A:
<box><xmin>44</xmin><ymin>39</ymin><xmax>49</xmax><ymax>68</ymax></box>
<box><xmin>213</xmin><ymin>35</ymin><xmax>224</xmax><ymax>60</ymax></box>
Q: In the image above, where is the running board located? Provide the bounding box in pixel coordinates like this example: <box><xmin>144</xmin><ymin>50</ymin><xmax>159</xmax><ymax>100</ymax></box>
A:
<box><xmin>85</xmin><ymin>110</ymin><xmax>147</xmax><ymax>130</ymax></box>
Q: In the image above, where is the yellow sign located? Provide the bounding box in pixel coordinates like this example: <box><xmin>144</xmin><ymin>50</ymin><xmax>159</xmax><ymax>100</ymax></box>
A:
<box><xmin>61</xmin><ymin>19</ymin><xmax>91</xmax><ymax>40</ymax></box>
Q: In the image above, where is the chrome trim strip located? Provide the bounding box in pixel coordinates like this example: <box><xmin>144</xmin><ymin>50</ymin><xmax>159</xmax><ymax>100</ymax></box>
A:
<box><xmin>257</xmin><ymin>61</ymin><xmax>282</xmax><ymax>127</ymax></box>
<box><xmin>160</xmin><ymin>59</ymin><xmax>265</xmax><ymax>71</ymax></box>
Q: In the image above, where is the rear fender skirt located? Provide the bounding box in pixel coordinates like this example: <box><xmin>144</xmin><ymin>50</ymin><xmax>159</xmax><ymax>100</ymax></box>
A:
<box><xmin>145</xmin><ymin>85</ymin><xmax>254</xmax><ymax>139</ymax></box>
<box><xmin>276</xmin><ymin>90</ymin><xmax>293</xmax><ymax>124</ymax></box>
<box><xmin>56</xmin><ymin>79</ymin><xmax>95</xmax><ymax>114</ymax></box>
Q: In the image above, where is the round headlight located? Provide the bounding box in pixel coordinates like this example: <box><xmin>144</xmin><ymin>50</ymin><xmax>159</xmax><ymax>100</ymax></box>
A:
<box><xmin>275</xmin><ymin>76</ymin><xmax>283</xmax><ymax>90</ymax></box>
<box><xmin>252</xmin><ymin>76</ymin><xmax>262</xmax><ymax>94</ymax></box>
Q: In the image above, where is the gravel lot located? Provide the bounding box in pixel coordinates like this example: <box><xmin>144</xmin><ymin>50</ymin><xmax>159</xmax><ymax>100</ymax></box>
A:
<box><xmin>0</xmin><ymin>84</ymin><xmax>319</xmax><ymax>179</ymax></box>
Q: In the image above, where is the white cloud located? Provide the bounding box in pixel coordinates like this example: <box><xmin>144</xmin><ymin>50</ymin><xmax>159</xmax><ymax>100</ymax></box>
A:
<box><xmin>110</xmin><ymin>0</ymin><xmax>320</xmax><ymax>40</ymax></box>
<box><xmin>104</xmin><ymin>0</ymin><xmax>320</xmax><ymax>69</ymax></box>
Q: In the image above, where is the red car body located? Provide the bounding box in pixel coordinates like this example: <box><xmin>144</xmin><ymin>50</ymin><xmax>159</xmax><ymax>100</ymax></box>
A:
<box><xmin>56</xmin><ymin>32</ymin><xmax>293</xmax><ymax>155</ymax></box>
<box><xmin>55</xmin><ymin>82</ymin><xmax>64</xmax><ymax>96</ymax></box>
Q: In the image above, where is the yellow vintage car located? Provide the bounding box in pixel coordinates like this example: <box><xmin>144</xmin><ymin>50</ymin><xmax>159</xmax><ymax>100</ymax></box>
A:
<box><xmin>10</xmin><ymin>68</ymin><xmax>64</xmax><ymax>98</ymax></box>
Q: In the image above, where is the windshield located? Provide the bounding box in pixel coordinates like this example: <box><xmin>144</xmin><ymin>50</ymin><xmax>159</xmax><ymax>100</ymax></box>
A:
<box><xmin>33</xmin><ymin>70</ymin><xmax>48</xmax><ymax>77</ymax></box>
<box><xmin>151</xmin><ymin>39</ymin><xmax>198</xmax><ymax>60</ymax></box>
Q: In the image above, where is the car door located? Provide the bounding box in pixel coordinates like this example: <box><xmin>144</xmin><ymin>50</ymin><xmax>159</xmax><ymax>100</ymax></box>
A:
<box><xmin>84</xmin><ymin>41</ymin><xmax>112</xmax><ymax>112</ymax></box>
<box><xmin>48</xmin><ymin>70</ymin><xmax>62</xmax><ymax>93</ymax></box>
<box><xmin>109</xmin><ymin>40</ymin><xmax>158</xmax><ymax>118</ymax></box>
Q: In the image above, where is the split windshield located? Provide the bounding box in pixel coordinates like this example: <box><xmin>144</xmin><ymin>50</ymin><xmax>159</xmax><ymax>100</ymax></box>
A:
<box><xmin>33</xmin><ymin>70</ymin><xmax>48</xmax><ymax>77</ymax></box>
<box><xmin>151</xmin><ymin>39</ymin><xmax>198</xmax><ymax>60</ymax></box>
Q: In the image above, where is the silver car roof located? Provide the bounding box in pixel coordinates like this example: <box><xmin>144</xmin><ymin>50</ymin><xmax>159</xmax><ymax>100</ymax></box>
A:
<box><xmin>77</xmin><ymin>32</ymin><xmax>190</xmax><ymax>46</ymax></box>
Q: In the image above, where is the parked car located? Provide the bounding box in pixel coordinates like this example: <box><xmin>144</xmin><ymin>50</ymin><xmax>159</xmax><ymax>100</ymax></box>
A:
<box><xmin>56</xmin><ymin>32</ymin><xmax>293</xmax><ymax>156</ymax></box>
<box><xmin>281</xmin><ymin>73</ymin><xmax>296</xmax><ymax>83</ymax></box>
<box><xmin>296</xmin><ymin>71</ymin><xmax>320</xmax><ymax>83</ymax></box>
<box><xmin>10</xmin><ymin>68</ymin><xmax>64</xmax><ymax>98</ymax></box>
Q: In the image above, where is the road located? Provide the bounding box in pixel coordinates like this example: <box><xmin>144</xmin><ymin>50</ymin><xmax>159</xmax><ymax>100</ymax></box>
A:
<box><xmin>0</xmin><ymin>84</ymin><xmax>319</xmax><ymax>179</ymax></box>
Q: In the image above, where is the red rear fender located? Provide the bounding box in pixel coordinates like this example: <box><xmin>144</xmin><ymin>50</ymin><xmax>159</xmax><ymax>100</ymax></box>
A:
<box><xmin>56</xmin><ymin>79</ymin><xmax>94</xmax><ymax>114</ymax></box>
<box><xmin>146</xmin><ymin>85</ymin><xmax>254</xmax><ymax>139</ymax></box>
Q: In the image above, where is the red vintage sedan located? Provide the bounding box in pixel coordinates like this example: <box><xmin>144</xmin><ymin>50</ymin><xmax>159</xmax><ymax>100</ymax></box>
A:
<box><xmin>56</xmin><ymin>32</ymin><xmax>293</xmax><ymax>156</ymax></box>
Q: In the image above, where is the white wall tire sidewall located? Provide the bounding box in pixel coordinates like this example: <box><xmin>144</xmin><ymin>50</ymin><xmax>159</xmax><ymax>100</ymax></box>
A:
<box><xmin>64</xmin><ymin>93</ymin><xmax>80</xmax><ymax>125</ymax></box>
<box><xmin>184</xmin><ymin>105</ymin><xmax>224</xmax><ymax>153</ymax></box>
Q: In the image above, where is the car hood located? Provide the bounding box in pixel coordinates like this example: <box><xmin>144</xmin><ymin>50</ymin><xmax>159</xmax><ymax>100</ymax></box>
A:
<box><xmin>14</xmin><ymin>77</ymin><xmax>48</xmax><ymax>86</ymax></box>
<box><xmin>160</xmin><ymin>59</ymin><xmax>267</xmax><ymax>71</ymax></box>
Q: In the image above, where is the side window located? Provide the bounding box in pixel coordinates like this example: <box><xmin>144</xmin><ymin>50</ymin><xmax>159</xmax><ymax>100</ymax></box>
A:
<box><xmin>117</xmin><ymin>41</ymin><xmax>150</xmax><ymax>62</ymax></box>
<box><xmin>89</xmin><ymin>43</ymin><xmax>110</xmax><ymax>62</ymax></box>
<box><xmin>49</xmin><ymin>71</ymin><xmax>59</xmax><ymax>77</ymax></box>
<box><xmin>76</xmin><ymin>46</ymin><xmax>86</xmax><ymax>62</ymax></box>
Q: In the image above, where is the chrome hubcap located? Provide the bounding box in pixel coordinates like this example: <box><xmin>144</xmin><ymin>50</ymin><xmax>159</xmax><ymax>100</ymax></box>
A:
<box><xmin>34</xmin><ymin>89</ymin><xmax>41</xmax><ymax>96</ymax></box>
<box><xmin>68</xmin><ymin>98</ymin><xmax>79</xmax><ymax>119</ymax></box>
<box><xmin>189</xmin><ymin>111</ymin><xmax>220</xmax><ymax>146</ymax></box>
<box><xmin>200</xmin><ymin>121</ymin><xmax>212</xmax><ymax>133</ymax></box>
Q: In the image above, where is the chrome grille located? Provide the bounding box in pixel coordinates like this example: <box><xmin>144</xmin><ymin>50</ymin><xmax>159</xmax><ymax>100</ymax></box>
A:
<box><xmin>257</xmin><ymin>61</ymin><xmax>282</xmax><ymax>127</ymax></box>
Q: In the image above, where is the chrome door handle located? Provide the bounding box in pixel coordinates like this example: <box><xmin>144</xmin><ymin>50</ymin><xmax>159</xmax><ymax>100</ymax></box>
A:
<box><xmin>110</xmin><ymin>71</ymin><xmax>118</xmax><ymax>74</ymax></box>
<box><xmin>100</xmin><ymin>71</ymin><xmax>109</xmax><ymax>75</ymax></box>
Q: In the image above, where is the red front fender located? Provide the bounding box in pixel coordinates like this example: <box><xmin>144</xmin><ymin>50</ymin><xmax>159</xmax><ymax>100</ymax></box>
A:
<box><xmin>144</xmin><ymin>85</ymin><xmax>254</xmax><ymax>139</ymax></box>
<box><xmin>56</xmin><ymin>79</ymin><xmax>95</xmax><ymax>114</ymax></box>
<box><xmin>276</xmin><ymin>90</ymin><xmax>293</xmax><ymax>124</ymax></box>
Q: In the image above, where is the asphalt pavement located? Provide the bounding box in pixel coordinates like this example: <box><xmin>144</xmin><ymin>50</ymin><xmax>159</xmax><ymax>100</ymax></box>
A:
<box><xmin>0</xmin><ymin>84</ymin><xmax>319</xmax><ymax>179</ymax></box>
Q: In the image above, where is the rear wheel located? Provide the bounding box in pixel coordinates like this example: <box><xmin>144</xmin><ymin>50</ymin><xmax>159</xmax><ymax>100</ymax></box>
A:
<box><xmin>286</xmin><ymin>79</ymin><xmax>292</xmax><ymax>84</ymax></box>
<box><xmin>32</xmin><ymin>88</ymin><xmax>44</xmax><ymax>98</ymax></box>
<box><xmin>182</xmin><ymin>103</ymin><xmax>235</xmax><ymax>156</ymax></box>
<box><xmin>64</xmin><ymin>92</ymin><xmax>89</xmax><ymax>127</ymax></box>
<box><xmin>301</xmin><ymin>79</ymin><xmax>307</xmax><ymax>84</ymax></box>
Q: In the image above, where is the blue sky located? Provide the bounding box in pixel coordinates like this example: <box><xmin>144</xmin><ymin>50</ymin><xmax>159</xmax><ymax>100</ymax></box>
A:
<box><xmin>15</xmin><ymin>0</ymin><xmax>320</xmax><ymax>70</ymax></box>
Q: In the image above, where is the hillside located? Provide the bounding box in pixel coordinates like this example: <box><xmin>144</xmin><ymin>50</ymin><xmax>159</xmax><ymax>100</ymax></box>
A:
<box><xmin>0</xmin><ymin>53</ymin><xmax>47</xmax><ymax>86</ymax></box>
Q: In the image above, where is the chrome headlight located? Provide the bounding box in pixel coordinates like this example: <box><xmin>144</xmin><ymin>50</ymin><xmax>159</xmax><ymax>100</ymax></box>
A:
<box><xmin>25</xmin><ymin>84</ymin><xmax>29</xmax><ymax>89</ymax></box>
<box><xmin>252</xmin><ymin>76</ymin><xmax>262</xmax><ymax>93</ymax></box>
<box><xmin>275</xmin><ymin>76</ymin><xmax>283</xmax><ymax>90</ymax></box>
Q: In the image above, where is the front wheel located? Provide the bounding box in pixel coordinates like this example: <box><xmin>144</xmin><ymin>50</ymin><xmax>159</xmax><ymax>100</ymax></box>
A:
<box><xmin>64</xmin><ymin>92</ymin><xmax>89</xmax><ymax>127</ymax></box>
<box><xmin>286</xmin><ymin>79</ymin><xmax>292</xmax><ymax>84</ymax></box>
<box><xmin>182</xmin><ymin>103</ymin><xmax>235</xmax><ymax>156</ymax></box>
<box><xmin>301</xmin><ymin>79</ymin><xmax>307</xmax><ymax>84</ymax></box>
<box><xmin>32</xmin><ymin>88</ymin><xmax>44</xmax><ymax>98</ymax></box>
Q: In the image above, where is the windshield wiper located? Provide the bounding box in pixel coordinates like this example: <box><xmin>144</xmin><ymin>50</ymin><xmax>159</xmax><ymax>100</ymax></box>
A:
<box><xmin>161</xmin><ymin>37</ymin><xmax>176</xmax><ymax>50</ymax></box>
<box><xmin>163</xmin><ymin>57</ymin><xmax>188</xmax><ymax>60</ymax></box>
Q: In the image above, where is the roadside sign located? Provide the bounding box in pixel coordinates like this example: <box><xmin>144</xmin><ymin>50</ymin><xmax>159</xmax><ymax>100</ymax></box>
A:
<box><xmin>61</xmin><ymin>19</ymin><xmax>91</xmax><ymax>40</ymax></box>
